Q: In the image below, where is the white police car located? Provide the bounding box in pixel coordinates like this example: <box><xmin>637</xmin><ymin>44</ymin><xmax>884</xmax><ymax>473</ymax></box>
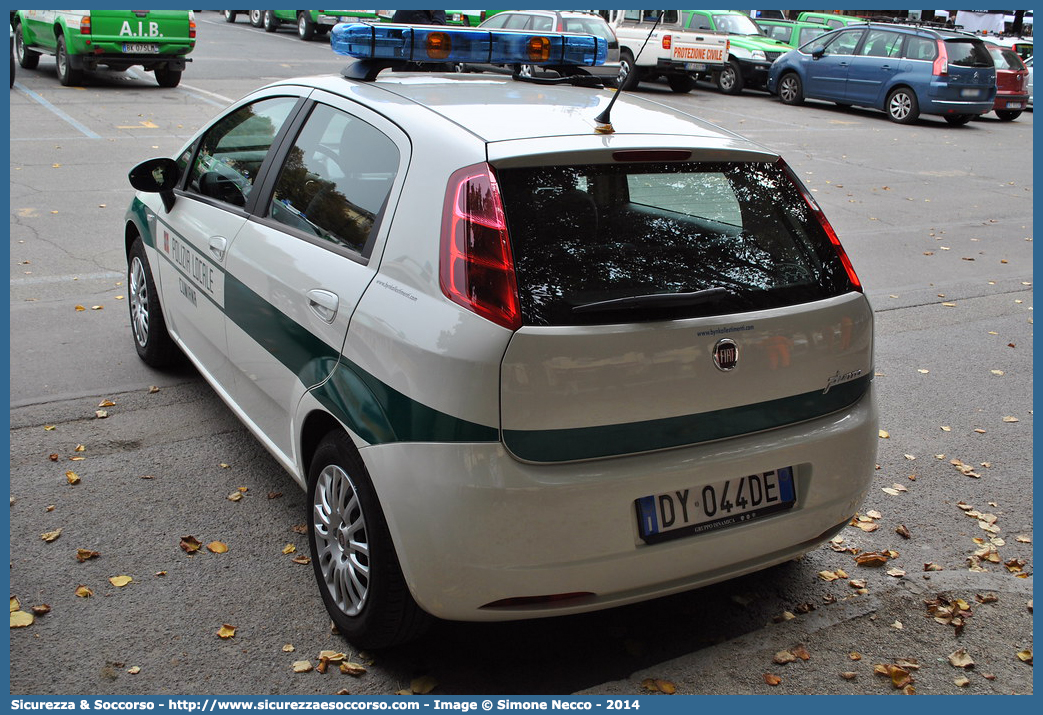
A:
<box><xmin>125</xmin><ymin>23</ymin><xmax>877</xmax><ymax>648</ymax></box>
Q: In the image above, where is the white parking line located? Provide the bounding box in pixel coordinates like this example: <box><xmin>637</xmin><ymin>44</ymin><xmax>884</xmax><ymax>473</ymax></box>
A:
<box><xmin>12</xmin><ymin>83</ymin><xmax>102</xmax><ymax>139</ymax></box>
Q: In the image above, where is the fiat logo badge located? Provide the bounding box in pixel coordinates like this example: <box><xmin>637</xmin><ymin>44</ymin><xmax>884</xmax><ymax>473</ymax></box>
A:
<box><xmin>713</xmin><ymin>339</ymin><xmax>739</xmax><ymax>371</ymax></box>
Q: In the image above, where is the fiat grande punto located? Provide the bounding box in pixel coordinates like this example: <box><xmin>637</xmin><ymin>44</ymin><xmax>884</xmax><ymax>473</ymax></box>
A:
<box><xmin>125</xmin><ymin>23</ymin><xmax>877</xmax><ymax>647</ymax></box>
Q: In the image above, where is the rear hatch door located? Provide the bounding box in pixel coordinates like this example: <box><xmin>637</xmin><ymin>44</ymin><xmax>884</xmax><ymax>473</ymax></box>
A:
<box><xmin>494</xmin><ymin>148</ymin><xmax>872</xmax><ymax>463</ymax></box>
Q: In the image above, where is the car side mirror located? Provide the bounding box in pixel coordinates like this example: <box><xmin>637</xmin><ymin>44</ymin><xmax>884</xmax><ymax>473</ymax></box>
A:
<box><xmin>812</xmin><ymin>48</ymin><xmax>826</xmax><ymax>59</ymax></box>
<box><xmin>129</xmin><ymin>157</ymin><xmax>179</xmax><ymax>212</ymax></box>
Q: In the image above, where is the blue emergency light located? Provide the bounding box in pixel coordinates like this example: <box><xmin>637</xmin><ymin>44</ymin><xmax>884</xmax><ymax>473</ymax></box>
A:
<box><xmin>331</xmin><ymin>22</ymin><xmax>608</xmax><ymax>68</ymax></box>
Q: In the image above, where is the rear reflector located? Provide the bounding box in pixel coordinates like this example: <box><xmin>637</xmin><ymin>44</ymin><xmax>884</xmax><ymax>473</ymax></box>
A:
<box><xmin>440</xmin><ymin>163</ymin><xmax>522</xmax><ymax>330</ymax></box>
<box><xmin>778</xmin><ymin>158</ymin><xmax>862</xmax><ymax>292</ymax></box>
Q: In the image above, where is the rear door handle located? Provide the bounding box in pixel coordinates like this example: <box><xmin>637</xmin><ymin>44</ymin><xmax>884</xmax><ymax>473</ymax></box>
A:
<box><xmin>307</xmin><ymin>289</ymin><xmax>339</xmax><ymax>323</ymax></box>
<box><xmin>209</xmin><ymin>236</ymin><xmax>227</xmax><ymax>261</ymax></box>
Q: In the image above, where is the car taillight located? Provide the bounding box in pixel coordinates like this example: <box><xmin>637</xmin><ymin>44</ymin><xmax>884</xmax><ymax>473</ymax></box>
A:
<box><xmin>661</xmin><ymin>34</ymin><xmax>672</xmax><ymax>50</ymax></box>
<box><xmin>778</xmin><ymin>159</ymin><xmax>863</xmax><ymax>293</ymax></box>
<box><xmin>190</xmin><ymin>18</ymin><xmax>196</xmax><ymax>40</ymax></box>
<box><xmin>79</xmin><ymin>16</ymin><xmax>91</xmax><ymax>35</ymax></box>
<box><xmin>933</xmin><ymin>39</ymin><xmax>948</xmax><ymax>76</ymax></box>
<box><xmin>440</xmin><ymin>163</ymin><xmax>522</xmax><ymax>330</ymax></box>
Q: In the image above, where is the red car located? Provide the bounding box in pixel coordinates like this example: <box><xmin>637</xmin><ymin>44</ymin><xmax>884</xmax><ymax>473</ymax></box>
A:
<box><xmin>985</xmin><ymin>42</ymin><xmax>1030</xmax><ymax>121</ymax></box>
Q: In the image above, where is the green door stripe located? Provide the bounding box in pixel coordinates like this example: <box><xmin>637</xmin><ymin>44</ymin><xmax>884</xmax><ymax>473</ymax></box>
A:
<box><xmin>223</xmin><ymin>273</ymin><xmax>499</xmax><ymax>445</ymax></box>
<box><xmin>504</xmin><ymin>375</ymin><xmax>871</xmax><ymax>463</ymax></box>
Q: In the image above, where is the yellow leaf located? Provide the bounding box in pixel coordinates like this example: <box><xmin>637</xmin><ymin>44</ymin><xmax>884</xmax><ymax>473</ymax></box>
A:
<box><xmin>94</xmin><ymin>410</ymin><xmax>108</xmax><ymax>419</ymax></box>
<box><xmin>98</xmin><ymin>399</ymin><xmax>116</xmax><ymax>407</ymax></box>
<box><xmin>127</xmin><ymin>666</ymin><xmax>141</xmax><ymax>675</ymax></box>
<box><xmin>319</xmin><ymin>651</ymin><xmax>346</xmax><ymax>663</ymax></box>
<box><xmin>948</xmin><ymin>649</ymin><xmax>974</xmax><ymax>668</ymax></box>
<box><xmin>292</xmin><ymin>661</ymin><xmax>313</xmax><ymax>673</ymax></box>
<box><xmin>40</xmin><ymin>528</ymin><xmax>62</xmax><ymax>543</ymax></box>
<box><xmin>1003</xmin><ymin>416</ymin><xmax>1020</xmax><ymax>423</ymax></box>
<box><xmin>74</xmin><ymin>585</ymin><xmax>93</xmax><ymax>598</ymax></box>
<box><xmin>207</xmin><ymin>541</ymin><xmax>229</xmax><ymax>554</ymax></box>
<box><xmin>878</xmin><ymin>430</ymin><xmax>890</xmax><ymax>439</ymax></box>
<box><xmin>217</xmin><ymin>624</ymin><xmax>236</xmax><ymax>639</ymax></box>
<box><xmin>1016</xmin><ymin>650</ymin><xmax>1032</xmax><ymax>664</ymax></box>
<box><xmin>74</xmin><ymin>445</ymin><xmax>86</xmax><ymax>452</ymax></box>
<box><xmin>10</xmin><ymin>611</ymin><xmax>34</xmax><ymax>628</ymax></box>
<box><xmin>341</xmin><ymin>662</ymin><xmax>367</xmax><ymax>676</ymax></box>
<box><xmin>10</xmin><ymin>597</ymin><xmax>19</xmax><ymax>613</ymax></box>
<box><xmin>44</xmin><ymin>425</ymin><xmax>57</xmax><ymax>431</ymax></box>
<box><xmin>227</xmin><ymin>492</ymin><xmax>243</xmax><ymax>502</ymax></box>
<box><xmin>283</xmin><ymin>644</ymin><xmax>295</xmax><ymax>652</ymax></box>
<box><xmin>954</xmin><ymin>676</ymin><xmax>970</xmax><ymax>687</ymax></box>
<box><xmin>109</xmin><ymin>575</ymin><xmax>132</xmax><ymax>588</ymax></box>
<box><xmin>282</xmin><ymin>544</ymin><xmax>297</xmax><ymax>555</ymax></box>
<box><xmin>180</xmin><ymin>536</ymin><xmax>202</xmax><ymax>553</ymax></box>
<box><xmin>66</xmin><ymin>471</ymin><xmax>80</xmax><ymax>485</ymax></box>
<box><xmin>410</xmin><ymin>675</ymin><xmax>438</xmax><ymax>694</ymax></box>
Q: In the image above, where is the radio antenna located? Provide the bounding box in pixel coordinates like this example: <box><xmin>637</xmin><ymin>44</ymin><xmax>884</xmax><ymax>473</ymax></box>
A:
<box><xmin>595</xmin><ymin>10</ymin><xmax>663</xmax><ymax>134</ymax></box>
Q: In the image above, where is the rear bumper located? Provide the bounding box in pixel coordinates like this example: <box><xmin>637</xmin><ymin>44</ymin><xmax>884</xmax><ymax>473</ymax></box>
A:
<box><xmin>992</xmin><ymin>93</ymin><xmax>1029</xmax><ymax>110</ymax></box>
<box><xmin>72</xmin><ymin>52</ymin><xmax>191</xmax><ymax>70</ymax></box>
<box><xmin>360</xmin><ymin>384</ymin><xmax>877</xmax><ymax>621</ymax></box>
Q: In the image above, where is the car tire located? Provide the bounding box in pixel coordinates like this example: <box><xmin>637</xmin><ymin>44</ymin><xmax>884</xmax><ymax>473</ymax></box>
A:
<box><xmin>222</xmin><ymin>10</ymin><xmax>237</xmax><ymax>23</ymax></box>
<box><xmin>514</xmin><ymin>63</ymin><xmax>535</xmax><ymax>78</ymax></box>
<box><xmin>297</xmin><ymin>12</ymin><xmax>316</xmax><ymax>41</ymax></box>
<box><xmin>716</xmin><ymin>58</ymin><xmax>744</xmax><ymax>95</ymax></box>
<box><xmin>618</xmin><ymin>49</ymin><xmax>642</xmax><ymax>91</ymax></box>
<box><xmin>996</xmin><ymin>109</ymin><xmax>1022</xmax><ymax>121</ymax></box>
<box><xmin>55</xmin><ymin>34</ymin><xmax>83</xmax><ymax>87</ymax></box>
<box><xmin>263</xmin><ymin>11</ymin><xmax>279</xmax><ymax>33</ymax></box>
<box><xmin>778</xmin><ymin>72</ymin><xmax>803</xmax><ymax>105</ymax></box>
<box><xmin>886</xmin><ymin>86</ymin><xmax>919</xmax><ymax>124</ymax></box>
<box><xmin>249</xmin><ymin>10</ymin><xmax>264</xmax><ymax>27</ymax></box>
<box><xmin>128</xmin><ymin>238</ymin><xmax>182</xmax><ymax>368</ymax></box>
<box><xmin>14</xmin><ymin>22</ymin><xmax>40</xmax><ymax>70</ymax></box>
<box><xmin>155</xmin><ymin>66</ymin><xmax>182</xmax><ymax>88</ymax></box>
<box><xmin>307</xmin><ymin>431</ymin><xmax>431</xmax><ymax>649</ymax></box>
<box><xmin>944</xmin><ymin>114</ymin><xmax>973</xmax><ymax>126</ymax></box>
<box><xmin>667</xmin><ymin>74</ymin><xmax>695</xmax><ymax>93</ymax></box>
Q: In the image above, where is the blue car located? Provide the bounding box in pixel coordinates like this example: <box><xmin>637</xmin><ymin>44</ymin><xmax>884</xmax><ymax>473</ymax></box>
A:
<box><xmin>767</xmin><ymin>23</ymin><xmax>996</xmax><ymax>125</ymax></box>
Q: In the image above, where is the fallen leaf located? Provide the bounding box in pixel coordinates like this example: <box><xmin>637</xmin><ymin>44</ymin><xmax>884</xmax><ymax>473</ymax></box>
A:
<box><xmin>1016</xmin><ymin>650</ymin><xmax>1032</xmax><ymax>664</ymax></box>
<box><xmin>854</xmin><ymin>551</ymin><xmax>889</xmax><ymax>567</ymax></box>
<box><xmin>948</xmin><ymin>649</ymin><xmax>975</xmax><ymax>669</ymax></box>
<box><xmin>227</xmin><ymin>492</ymin><xmax>243</xmax><ymax>502</ymax></box>
<box><xmin>291</xmin><ymin>554</ymin><xmax>311</xmax><ymax>565</ymax></box>
<box><xmin>40</xmin><ymin>528</ymin><xmax>62</xmax><ymax>543</ymax></box>
<box><xmin>773</xmin><ymin>650</ymin><xmax>798</xmax><ymax>664</ymax></box>
<box><xmin>108</xmin><ymin>575</ymin><xmax>132</xmax><ymax>588</ymax></box>
<box><xmin>954</xmin><ymin>676</ymin><xmax>970</xmax><ymax>687</ymax></box>
<box><xmin>66</xmin><ymin>471</ymin><xmax>80</xmax><ymax>485</ymax></box>
<box><xmin>207</xmin><ymin>541</ymin><xmax>229</xmax><ymax>554</ymax></box>
<box><xmin>341</xmin><ymin>662</ymin><xmax>367</xmax><ymax>676</ymax></box>
<box><xmin>217</xmin><ymin>624</ymin><xmax>236</xmax><ymax>639</ymax></box>
<box><xmin>896</xmin><ymin>524</ymin><xmax>912</xmax><ymax>539</ymax></box>
<box><xmin>74</xmin><ymin>585</ymin><xmax>93</xmax><ymax>598</ymax></box>
<box><xmin>879</xmin><ymin>430</ymin><xmax>890</xmax><ymax>439</ymax></box>
<box><xmin>924</xmin><ymin>562</ymin><xmax>943</xmax><ymax>571</ymax></box>
<box><xmin>30</xmin><ymin>604</ymin><xmax>51</xmax><ymax>616</ymax></box>
<box><xmin>282</xmin><ymin>544</ymin><xmax>297</xmax><ymax>555</ymax></box>
<box><xmin>10</xmin><ymin>611</ymin><xmax>34</xmax><ymax>628</ymax></box>
<box><xmin>98</xmin><ymin>399</ymin><xmax>116</xmax><ymax>407</ymax></box>
<box><xmin>292</xmin><ymin>661</ymin><xmax>313</xmax><ymax>674</ymax></box>
<box><xmin>1003</xmin><ymin>416</ymin><xmax>1020</xmax><ymax>423</ymax></box>
<box><xmin>127</xmin><ymin>666</ymin><xmax>141</xmax><ymax>675</ymax></box>
<box><xmin>763</xmin><ymin>674</ymin><xmax>782</xmax><ymax>686</ymax></box>
<box><xmin>283</xmin><ymin>644</ymin><xmax>295</xmax><ymax>652</ymax></box>
<box><xmin>180</xmin><ymin>536</ymin><xmax>202</xmax><ymax>553</ymax></box>
<box><xmin>410</xmin><ymin>675</ymin><xmax>438</xmax><ymax>695</ymax></box>
<box><xmin>94</xmin><ymin>410</ymin><xmax>108</xmax><ymax>419</ymax></box>
<box><xmin>840</xmin><ymin>672</ymin><xmax>857</xmax><ymax>680</ymax></box>
<box><xmin>76</xmin><ymin>549</ymin><xmax>100</xmax><ymax>562</ymax></box>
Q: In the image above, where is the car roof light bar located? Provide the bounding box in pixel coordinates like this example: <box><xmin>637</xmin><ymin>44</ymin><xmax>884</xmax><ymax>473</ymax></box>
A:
<box><xmin>332</xmin><ymin>22</ymin><xmax>607</xmax><ymax>76</ymax></box>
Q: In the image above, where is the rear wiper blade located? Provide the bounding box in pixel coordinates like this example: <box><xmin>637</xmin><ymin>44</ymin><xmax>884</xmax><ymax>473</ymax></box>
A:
<box><xmin>571</xmin><ymin>287</ymin><xmax>735</xmax><ymax>314</ymax></box>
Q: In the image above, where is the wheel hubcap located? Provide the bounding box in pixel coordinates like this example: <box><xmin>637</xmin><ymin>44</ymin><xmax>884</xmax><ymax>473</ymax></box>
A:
<box><xmin>891</xmin><ymin>94</ymin><xmax>910</xmax><ymax>119</ymax></box>
<box><xmin>313</xmin><ymin>465</ymin><xmax>370</xmax><ymax>617</ymax></box>
<box><xmin>129</xmin><ymin>257</ymin><xmax>150</xmax><ymax>348</ymax></box>
<box><xmin>721</xmin><ymin>68</ymin><xmax>735</xmax><ymax>89</ymax></box>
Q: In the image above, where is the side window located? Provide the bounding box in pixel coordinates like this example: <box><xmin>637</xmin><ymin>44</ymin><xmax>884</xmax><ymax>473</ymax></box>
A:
<box><xmin>688</xmin><ymin>12</ymin><xmax>712</xmax><ymax>31</ymax></box>
<box><xmin>504</xmin><ymin>13</ymin><xmax>530</xmax><ymax>30</ymax></box>
<box><xmin>858</xmin><ymin>30</ymin><xmax>903</xmax><ymax>57</ymax></box>
<box><xmin>825</xmin><ymin>29</ymin><xmax>863</xmax><ymax>56</ymax></box>
<box><xmin>480</xmin><ymin>13</ymin><xmax>508</xmax><ymax>29</ymax></box>
<box><xmin>186</xmin><ymin>97</ymin><xmax>298</xmax><ymax>208</ymax></box>
<box><xmin>530</xmin><ymin>15</ymin><xmax>553</xmax><ymax>32</ymax></box>
<box><xmin>903</xmin><ymin>35</ymin><xmax>936</xmax><ymax>61</ymax></box>
<box><xmin>268</xmin><ymin>103</ymin><xmax>400</xmax><ymax>256</ymax></box>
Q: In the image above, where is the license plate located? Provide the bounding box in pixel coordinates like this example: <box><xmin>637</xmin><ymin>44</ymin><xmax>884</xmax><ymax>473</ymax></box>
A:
<box><xmin>123</xmin><ymin>43</ymin><xmax>159</xmax><ymax>54</ymax></box>
<box><xmin>636</xmin><ymin>467</ymin><xmax>796</xmax><ymax>544</ymax></box>
<box><xmin>960</xmin><ymin>88</ymin><xmax>981</xmax><ymax>98</ymax></box>
<box><xmin>685</xmin><ymin>63</ymin><xmax>707</xmax><ymax>71</ymax></box>
<box><xmin>1005</xmin><ymin>101</ymin><xmax>1024</xmax><ymax>109</ymax></box>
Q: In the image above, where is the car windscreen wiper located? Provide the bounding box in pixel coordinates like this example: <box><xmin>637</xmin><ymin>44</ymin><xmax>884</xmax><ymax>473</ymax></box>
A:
<box><xmin>571</xmin><ymin>287</ymin><xmax>735</xmax><ymax>314</ymax></box>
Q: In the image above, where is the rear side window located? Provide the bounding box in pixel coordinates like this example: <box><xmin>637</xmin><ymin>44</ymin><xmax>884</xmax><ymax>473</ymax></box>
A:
<box><xmin>267</xmin><ymin>103</ymin><xmax>399</xmax><ymax>256</ymax></box>
<box><xmin>498</xmin><ymin>162</ymin><xmax>856</xmax><ymax>326</ymax></box>
<box><xmin>945</xmin><ymin>39</ymin><xmax>994</xmax><ymax>68</ymax></box>
<box><xmin>904</xmin><ymin>36</ymin><xmax>936</xmax><ymax>61</ymax></box>
<box><xmin>987</xmin><ymin>45</ymin><xmax>1024</xmax><ymax>70</ymax></box>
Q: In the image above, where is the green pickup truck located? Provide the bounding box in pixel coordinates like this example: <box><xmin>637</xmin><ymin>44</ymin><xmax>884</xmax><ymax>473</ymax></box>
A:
<box><xmin>13</xmin><ymin>10</ymin><xmax>195</xmax><ymax>87</ymax></box>
<box><xmin>260</xmin><ymin>10</ymin><xmax>387</xmax><ymax>40</ymax></box>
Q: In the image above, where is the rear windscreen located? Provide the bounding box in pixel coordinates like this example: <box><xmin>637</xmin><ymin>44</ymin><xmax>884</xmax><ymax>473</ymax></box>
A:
<box><xmin>945</xmin><ymin>39</ymin><xmax>994</xmax><ymax>68</ymax></box>
<box><xmin>497</xmin><ymin>161</ymin><xmax>857</xmax><ymax>326</ymax></box>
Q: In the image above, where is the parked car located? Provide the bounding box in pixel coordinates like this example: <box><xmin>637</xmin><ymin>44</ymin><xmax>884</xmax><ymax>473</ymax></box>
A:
<box><xmin>984</xmin><ymin>35</ymin><xmax>1033</xmax><ymax>61</ymax></box>
<box><xmin>683</xmin><ymin>9</ymin><xmax>792</xmax><ymax>93</ymax></box>
<box><xmin>768</xmin><ymin>24</ymin><xmax>997</xmax><ymax>125</ymax></box>
<box><xmin>754</xmin><ymin>18</ymin><xmax>830</xmax><ymax>48</ymax></box>
<box><xmin>13</xmin><ymin>9</ymin><xmax>195</xmax><ymax>87</ymax></box>
<box><xmin>462</xmin><ymin>10</ymin><xmax>620</xmax><ymax>84</ymax></box>
<box><xmin>10</xmin><ymin>24</ymin><xmax>14</xmax><ymax>88</ymax></box>
<box><xmin>796</xmin><ymin>11</ymin><xmax>868</xmax><ymax>31</ymax></box>
<box><xmin>262</xmin><ymin>10</ymin><xmax>383</xmax><ymax>40</ymax></box>
<box><xmin>984</xmin><ymin>42</ymin><xmax>1030</xmax><ymax>120</ymax></box>
<box><xmin>124</xmin><ymin>22</ymin><xmax>876</xmax><ymax>648</ymax></box>
<box><xmin>221</xmin><ymin>10</ymin><xmax>250</xmax><ymax>23</ymax></box>
<box><xmin>445</xmin><ymin>10</ymin><xmax>503</xmax><ymax>27</ymax></box>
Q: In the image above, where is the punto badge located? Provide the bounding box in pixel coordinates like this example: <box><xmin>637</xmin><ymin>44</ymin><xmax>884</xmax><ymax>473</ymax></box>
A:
<box><xmin>713</xmin><ymin>339</ymin><xmax>739</xmax><ymax>371</ymax></box>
